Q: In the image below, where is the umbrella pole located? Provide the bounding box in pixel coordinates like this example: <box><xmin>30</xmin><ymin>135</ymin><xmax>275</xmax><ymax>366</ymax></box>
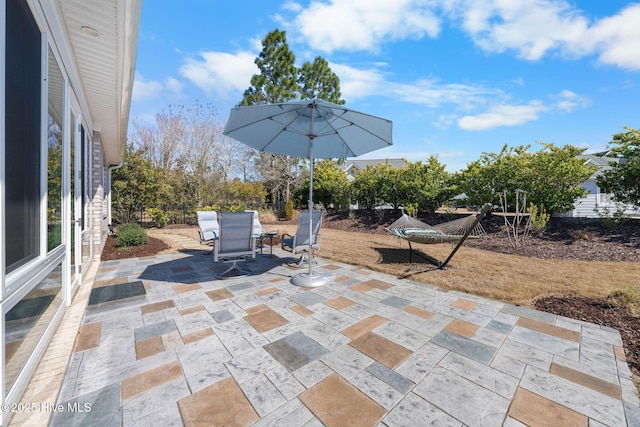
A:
<box><xmin>308</xmin><ymin>142</ymin><xmax>314</xmax><ymax>278</ymax></box>
<box><xmin>290</xmin><ymin>100</ymin><xmax>333</xmax><ymax>288</ymax></box>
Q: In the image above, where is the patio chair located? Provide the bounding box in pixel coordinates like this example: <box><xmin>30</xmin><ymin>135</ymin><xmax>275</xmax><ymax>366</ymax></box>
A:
<box><xmin>214</xmin><ymin>211</ymin><xmax>255</xmax><ymax>278</ymax></box>
<box><xmin>245</xmin><ymin>209</ymin><xmax>263</xmax><ymax>254</ymax></box>
<box><xmin>196</xmin><ymin>211</ymin><xmax>219</xmax><ymax>247</ymax></box>
<box><xmin>281</xmin><ymin>210</ymin><xmax>322</xmax><ymax>267</ymax></box>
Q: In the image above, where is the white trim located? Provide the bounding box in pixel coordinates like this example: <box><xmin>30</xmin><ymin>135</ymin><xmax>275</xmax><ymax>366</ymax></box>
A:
<box><xmin>40</xmin><ymin>32</ymin><xmax>48</xmax><ymax>258</ymax></box>
<box><xmin>0</xmin><ymin>0</ymin><xmax>6</xmax><ymax>408</ymax></box>
<box><xmin>1</xmin><ymin>0</ymin><xmax>6</xmax><ymax>304</ymax></box>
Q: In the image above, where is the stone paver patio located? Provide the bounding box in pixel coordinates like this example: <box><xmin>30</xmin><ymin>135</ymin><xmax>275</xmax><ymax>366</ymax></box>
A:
<box><xmin>11</xmin><ymin>237</ymin><xmax>640</xmax><ymax>426</ymax></box>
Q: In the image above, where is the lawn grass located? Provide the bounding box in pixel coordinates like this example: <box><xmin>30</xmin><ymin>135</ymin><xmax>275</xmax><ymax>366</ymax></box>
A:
<box><xmin>275</xmin><ymin>225</ymin><xmax>640</xmax><ymax>307</ymax></box>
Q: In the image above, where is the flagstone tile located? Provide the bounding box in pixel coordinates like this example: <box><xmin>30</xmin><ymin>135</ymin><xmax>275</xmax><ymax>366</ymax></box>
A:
<box><xmin>244</xmin><ymin>306</ymin><xmax>289</xmax><ymax>333</ymax></box>
<box><xmin>366</xmin><ymin>361</ymin><xmax>414</xmax><ymax>393</ymax></box>
<box><xmin>516</xmin><ymin>317</ymin><xmax>580</xmax><ymax>342</ymax></box>
<box><xmin>225</xmin><ymin>347</ymin><xmax>280</xmax><ymax>384</ymax></box>
<box><xmin>182</xmin><ymin>327</ymin><xmax>214</xmax><ymax>344</ymax></box>
<box><xmin>140</xmin><ymin>300</ymin><xmax>176</xmax><ymax>315</ymax></box>
<box><xmin>508</xmin><ymin>387</ymin><xmax>588</xmax><ymax>427</ymax></box>
<box><xmin>135</xmin><ymin>336</ymin><xmax>164</xmax><ymax>360</ymax></box>
<box><xmin>321</xmin><ymin>344</ymin><xmax>374</xmax><ymax>380</ymax></box>
<box><xmin>178</xmin><ymin>377</ymin><xmax>259</xmax><ymax>426</ymax></box>
<box><xmin>134</xmin><ymin>320</ymin><xmax>177</xmax><ymax>342</ymax></box>
<box><xmin>291</xmin><ymin>304</ymin><xmax>314</xmax><ymax>317</ymax></box>
<box><xmin>445</xmin><ymin>319</ymin><xmax>479</xmax><ymax>338</ymax></box>
<box><xmin>299</xmin><ymin>373</ymin><xmax>386</xmax><ymax>427</ymax></box>
<box><xmin>289</xmin><ymin>292</ymin><xmax>326</xmax><ymax>307</ymax></box>
<box><xmin>349</xmin><ymin>332</ymin><xmax>412</xmax><ymax>369</ymax></box>
<box><xmin>451</xmin><ymin>298</ymin><xmax>477</xmax><ymax>311</ymax></box>
<box><xmin>341</xmin><ymin>314</ymin><xmax>388</xmax><ymax>340</ymax></box>
<box><xmin>256</xmin><ymin>287</ymin><xmax>279</xmax><ymax>296</ymax></box>
<box><xmin>414</xmin><ymin>367</ymin><xmax>510</xmax><ymax>426</ymax></box>
<box><xmin>350</xmin><ymin>280</ymin><xmax>387</xmax><ymax>293</ymax></box>
<box><xmin>380</xmin><ymin>295</ymin><xmax>411</xmax><ymax>309</ymax></box>
<box><xmin>431</xmin><ymin>330</ymin><xmax>497</xmax><ymax>364</ymax></box>
<box><xmin>178</xmin><ymin>305</ymin><xmax>205</xmax><ymax>316</ymax></box>
<box><xmin>172</xmin><ymin>283</ymin><xmax>202</xmax><ymax>293</ymax></box>
<box><xmin>73</xmin><ymin>322</ymin><xmax>102</xmax><ymax>352</ymax></box>
<box><xmin>520</xmin><ymin>365</ymin><xmax>627</xmax><ymax>426</ymax></box>
<box><xmin>264</xmin><ymin>365</ymin><xmax>305</xmax><ymax>399</ymax></box>
<box><xmin>252</xmin><ymin>398</ymin><xmax>315</xmax><ymax>427</ymax></box>
<box><xmin>509</xmin><ymin>325</ymin><xmax>580</xmax><ymax>359</ymax></box>
<box><xmin>122</xmin><ymin>361</ymin><xmax>183</xmax><ymax>400</ymax></box>
<box><xmin>239</xmin><ymin>374</ymin><xmax>287</xmax><ymax>416</ymax></box>
<box><xmin>402</xmin><ymin>305</ymin><xmax>434</xmax><ymax>319</ymax></box>
<box><xmin>205</xmin><ymin>288</ymin><xmax>233</xmax><ymax>302</ymax></box>
<box><xmin>263</xmin><ymin>331</ymin><xmax>328</xmax><ymax>372</ymax></box>
<box><xmin>382</xmin><ymin>392</ymin><xmax>462</xmax><ymax>427</ymax></box>
<box><xmin>438</xmin><ymin>352</ymin><xmax>519</xmax><ymax>399</ymax></box>
<box><xmin>324</xmin><ymin>297</ymin><xmax>355</xmax><ymax>310</ymax></box>
<box><xmin>293</xmin><ymin>360</ymin><xmax>333</xmax><ymax>388</ymax></box>
<box><xmin>550</xmin><ymin>362</ymin><xmax>621</xmax><ymax>399</ymax></box>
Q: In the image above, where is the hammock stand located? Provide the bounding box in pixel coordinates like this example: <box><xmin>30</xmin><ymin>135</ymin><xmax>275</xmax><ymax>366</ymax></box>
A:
<box><xmin>386</xmin><ymin>204</ymin><xmax>491</xmax><ymax>269</ymax></box>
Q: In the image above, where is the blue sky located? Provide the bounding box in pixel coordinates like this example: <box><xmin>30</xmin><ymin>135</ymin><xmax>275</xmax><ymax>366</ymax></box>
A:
<box><xmin>131</xmin><ymin>0</ymin><xmax>640</xmax><ymax>171</ymax></box>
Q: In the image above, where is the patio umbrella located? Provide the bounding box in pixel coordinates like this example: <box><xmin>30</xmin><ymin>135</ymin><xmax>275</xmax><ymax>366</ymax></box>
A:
<box><xmin>223</xmin><ymin>99</ymin><xmax>393</xmax><ymax>287</ymax></box>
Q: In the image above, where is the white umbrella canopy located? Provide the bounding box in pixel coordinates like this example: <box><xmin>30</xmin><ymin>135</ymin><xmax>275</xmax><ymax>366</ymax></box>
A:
<box><xmin>224</xmin><ymin>99</ymin><xmax>393</xmax><ymax>158</ymax></box>
<box><xmin>223</xmin><ymin>99</ymin><xmax>393</xmax><ymax>287</ymax></box>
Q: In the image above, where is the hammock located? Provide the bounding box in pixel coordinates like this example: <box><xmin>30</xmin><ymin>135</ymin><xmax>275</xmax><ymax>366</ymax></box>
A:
<box><xmin>386</xmin><ymin>205</ymin><xmax>491</xmax><ymax>268</ymax></box>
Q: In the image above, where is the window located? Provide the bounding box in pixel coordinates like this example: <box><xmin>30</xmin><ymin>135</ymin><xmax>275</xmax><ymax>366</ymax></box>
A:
<box><xmin>5</xmin><ymin>0</ymin><xmax>42</xmax><ymax>272</ymax></box>
<box><xmin>47</xmin><ymin>47</ymin><xmax>64</xmax><ymax>251</ymax></box>
<box><xmin>5</xmin><ymin>263</ymin><xmax>63</xmax><ymax>392</ymax></box>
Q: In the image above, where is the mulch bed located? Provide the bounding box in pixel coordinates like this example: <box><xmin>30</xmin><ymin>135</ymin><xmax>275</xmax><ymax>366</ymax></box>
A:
<box><xmin>101</xmin><ymin>236</ymin><xmax>169</xmax><ymax>261</ymax></box>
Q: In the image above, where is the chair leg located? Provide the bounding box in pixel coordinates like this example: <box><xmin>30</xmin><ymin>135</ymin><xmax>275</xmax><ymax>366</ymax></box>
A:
<box><xmin>288</xmin><ymin>253</ymin><xmax>318</xmax><ymax>268</ymax></box>
<box><xmin>215</xmin><ymin>259</ymin><xmax>251</xmax><ymax>278</ymax></box>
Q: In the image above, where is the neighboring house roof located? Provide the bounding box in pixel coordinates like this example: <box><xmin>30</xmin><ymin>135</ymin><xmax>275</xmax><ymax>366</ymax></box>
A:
<box><xmin>56</xmin><ymin>0</ymin><xmax>142</xmax><ymax>165</ymax></box>
<box><xmin>344</xmin><ymin>159</ymin><xmax>408</xmax><ymax>174</ymax></box>
<box><xmin>579</xmin><ymin>154</ymin><xmax>623</xmax><ymax>179</ymax></box>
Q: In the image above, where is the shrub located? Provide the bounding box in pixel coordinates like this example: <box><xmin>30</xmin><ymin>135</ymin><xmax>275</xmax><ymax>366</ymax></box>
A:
<box><xmin>116</xmin><ymin>223</ymin><xmax>148</xmax><ymax>247</ymax></box>
<box><xmin>528</xmin><ymin>203</ymin><xmax>549</xmax><ymax>234</ymax></box>
<box><xmin>285</xmin><ymin>199</ymin><xmax>294</xmax><ymax>220</ymax></box>
<box><xmin>147</xmin><ymin>207</ymin><xmax>168</xmax><ymax>228</ymax></box>
<box><xmin>605</xmin><ymin>288</ymin><xmax>640</xmax><ymax>316</ymax></box>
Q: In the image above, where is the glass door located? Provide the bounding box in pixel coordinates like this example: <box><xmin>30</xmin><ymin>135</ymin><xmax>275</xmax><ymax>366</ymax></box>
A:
<box><xmin>69</xmin><ymin>110</ymin><xmax>82</xmax><ymax>293</ymax></box>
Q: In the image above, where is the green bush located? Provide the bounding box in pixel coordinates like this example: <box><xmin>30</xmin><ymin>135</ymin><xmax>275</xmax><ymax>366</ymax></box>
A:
<box><xmin>528</xmin><ymin>203</ymin><xmax>550</xmax><ymax>234</ymax></box>
<box><xmin>147</xmin><ymin>207</ymin><xmax>168</xmax><ymax>228</ymax></box>
<box><xmin>285</xmin><ymin>199</ymin><xmax>294</xmax><ymax>220</ymax></box>
<box><xmin>116</xmin><ymin>223</ymin><xmax>148</xmax><ymax>247</ymax></box>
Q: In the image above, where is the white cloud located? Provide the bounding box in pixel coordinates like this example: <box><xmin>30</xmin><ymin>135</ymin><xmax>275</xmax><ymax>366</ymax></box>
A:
<box><xmin>553</xmin><ymin>90</ymin><xmax>591</xmax><ymax>112</ymax></box>
<box><xmin>458</xmin><ymin>101</ymin><xmax>547</xmax><ymax>130</ymax></box>
<box><xmin>448</xmin><ymin>0</ymin><xmax>589</xmax><ymax>61</ymax></box>
<box><xmin>285</xmin><ymin>1</ymin><xmax>640</xmax><ymax>71</ymax></box>
<box><xmin>328</xmin><ymin>63</ymin><xmax>387</xmax><ymax>99</ymax></box>
<box><xmin>447</xmin><ymin>0</ymin><xmax>640</xmax><ymax>70</ymax></box>
<box><xmin>588</xmin><ymin>3</ymin><xmax>640</xmax><ymax>70</ymax></box>
<box><xmin>331</xmin><ymin>62</ymin><xmax>502</xmax><ymax>111</ymax></box>
<box><xmin>179</xmin><ymin>51</ymin><xmax>258</xmax><ymax>98</ymax></box>
<box><xmin>132</xmin><ymin>74</ymin><xmax>185</xmax><ymax>103</ymax></box>
<box><xmin>285</xmin><ymin>0</ymin><xmax>441</xmax><ymax>53</ymax></box>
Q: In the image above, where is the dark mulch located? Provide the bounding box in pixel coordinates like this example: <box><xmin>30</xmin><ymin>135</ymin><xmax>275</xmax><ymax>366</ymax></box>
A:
<box><xmin>100</xmin><ymin>236</ymin><xmax>169</xmax><ymax>261</ymax></box>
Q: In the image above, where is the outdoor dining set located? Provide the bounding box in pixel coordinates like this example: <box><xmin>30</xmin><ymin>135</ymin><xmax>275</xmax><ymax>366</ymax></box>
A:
<box><xmin>196</xmin><ymin>210</ymin><xmax>322</xmax><ymax>281</ymax></box>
